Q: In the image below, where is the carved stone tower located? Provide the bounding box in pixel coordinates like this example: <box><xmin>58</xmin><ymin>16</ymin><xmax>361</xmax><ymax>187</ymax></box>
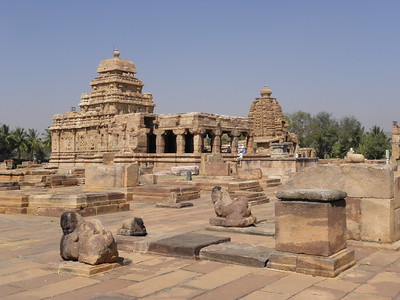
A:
<box><xmin>79</xmin><ymin>49</ymin><xmax>155</xmax><ymax>115</ymax></box>
<box><xmin>248</xmin><ymin>85</ymin><xmax>297</xmax><ymax>152</ymax></box>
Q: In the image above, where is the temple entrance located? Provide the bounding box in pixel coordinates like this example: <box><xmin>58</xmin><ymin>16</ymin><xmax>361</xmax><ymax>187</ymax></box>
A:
<box><xmin>164</xmin><ymin>130</ymin><xmax>177</xmax><ymax>153</ymax></box>
<box><xmin>185</xmin><ymin>133</ymin><xmax>194</xmax><ymax>153</ymax></box>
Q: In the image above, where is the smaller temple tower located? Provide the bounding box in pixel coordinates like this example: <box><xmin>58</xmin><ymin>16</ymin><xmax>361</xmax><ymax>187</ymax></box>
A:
<box><xmin>248</xmin><ymin>85</ymin><xmax>298</xmax><ymax>154</ymax></box>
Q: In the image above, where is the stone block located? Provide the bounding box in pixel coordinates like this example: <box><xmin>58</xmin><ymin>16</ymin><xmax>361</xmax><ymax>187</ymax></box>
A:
<box><xmin>346</xmin><ymin>197</ymin><xmax>361</xmax><ymax>240</ymax></box>
<box><xmin>204</xmin><ymin>162</ymin><xmax>230</xmax><ymax>176</ymax></box>
<box><xmin>199</xmin><ymin>242</ymin><xmax>273</xmax><ymax>268</ymax></box>
<box><xmin>148</xmin><ymin>233</ymin><xmax>231</xmax><ymax>258</ymax></box>
<box><xmin>281</xmin><ymin>164</ymin><xmax>394</xmax><ymax>199</ymax></box>
<box><xmin>360</xmin><ymin>198</ymin><xmax>395</xmax><ymax>243</ymax></box>
<box><xmin>394</xmin><ymin>175</ymin><xmax>400</xmax><ymax>209</ymax></box>
<box><xmin>85</xmin><ymin>164</ymin><xmax>139</xmax><ymax>188</ymax></box>
<box><xmin>275</xmin><ymin>200</ymin><xmax>347</xmax><ymax>256</ymax></box>
<box><xmin>139</xmin><ymin>174</ymin><xmax>157</xmax><ymax>185</ymax></box>
<box><xmin>395</xmin><ymin>208</ymin><xmax>400</xmax><ymax>241</ymax></box>
<box><xmin>236</xmin><ymin>168</ymin><xmax>263</xmax><ymax>180</ymax></box>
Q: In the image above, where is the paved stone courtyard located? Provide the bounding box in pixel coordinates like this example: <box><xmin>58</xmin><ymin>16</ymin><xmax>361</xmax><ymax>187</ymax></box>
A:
<box><xmin>1</xmin><ymin>192</ymin><xmax>400</xmax><ymax>299</ymax></box>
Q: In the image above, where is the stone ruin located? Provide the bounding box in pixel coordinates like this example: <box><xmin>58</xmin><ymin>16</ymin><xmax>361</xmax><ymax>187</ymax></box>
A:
<box><xmin>209</xmin><ymin>186</ymin><xmax>257</xmax><ymax>227</ymax></box>
<box><xmin>60</xmin><ymin>211</ymin><xmax>118</xmax><ymax>265</ymax></box>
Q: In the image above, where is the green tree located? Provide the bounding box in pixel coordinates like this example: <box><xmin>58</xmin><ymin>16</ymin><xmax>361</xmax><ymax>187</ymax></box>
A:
<box><xmin>287</xmin><ymin>111</ymin><xmax>312</xmax><ymax>147</ymax></box>
<box><xmin>11</xmin><ymin>127</ymin><xmax>28</xmax><ymax>161</ymax></box>
<box><xmin>305</xmin><ymin>112</ymin><xmax>339</xmax><ymax>158</ymax></box>
<box><xmin>26</xmin><ymin>128</ymin><xmax>45</xmax><ymax>161</ymax></box>
<box><xmin>0</xmin><ymin>124</ymin><xmax>15</xmax><ymax>160</ymax></box>
<box><xmin>332</xmin><ymin>116</ymin><xmax>364</xmax><ymax>158</ymax></box>
<box><xmin>359</xmin><ymin>126</ymin><xmax>390</xmax><ymax>159</ymax></box>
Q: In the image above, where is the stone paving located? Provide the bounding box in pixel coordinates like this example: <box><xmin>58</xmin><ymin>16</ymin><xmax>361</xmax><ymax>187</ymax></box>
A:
<box><xmin>1</xmin><ymin>192</ymin><xmax>400</xmax><ymax>299</ymax></box>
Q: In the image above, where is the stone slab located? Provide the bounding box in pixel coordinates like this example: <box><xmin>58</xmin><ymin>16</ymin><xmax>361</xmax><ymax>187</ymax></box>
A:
<box><xmin>147</xmin><ymin>233</ymin><xmax>231</xmax><ymax>258</ymax></box>
<box><xmin>268</xmin><ymin>248</ymin><xmax>355</xmax><ymax>277</ymax></box>
<box><xmin>200</xmin><ymin>242</ymin><xmax>273</xmax><ymax>268</ymax></box>
<box><xmin>277</xmin><ymin>188</ymin><xmax>347</xmax><ymax>202</ymax></box>
<box><xmin>155</xmin><ymin>202</ymin><xmax>194</xmax><ymax>208</ymax></box>
<box><xmin>115</xmin><ymin>233</ymin><xmax>177</xmax><ymax>253</ymax></box>
<box><xmin>280</xmin><ymin>164</ymin><xmax>394</xmax><ymax>199</ymax></box>
<box><xmin>205</xmin><ymin>222</ymin><xmax>275</xmax><ymax>236</ymax></box>
<box><xmin>45</xmin><ymin>257</ymin><xmax>132</xmax><ymax>277</ymax></box>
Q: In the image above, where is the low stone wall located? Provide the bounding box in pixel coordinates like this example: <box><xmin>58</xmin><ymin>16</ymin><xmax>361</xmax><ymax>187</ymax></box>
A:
<box><xmin>240</xmin><ymin>156</ymin><xmax>318</xmax><ymax>182</ymax></box>
<box><xmin>280</xmin><ymin>164</ymin><xmax>400</xmax><ymax>244</ymax></box>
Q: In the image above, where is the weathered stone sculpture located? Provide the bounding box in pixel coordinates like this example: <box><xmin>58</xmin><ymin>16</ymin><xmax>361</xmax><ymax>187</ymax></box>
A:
<box><xmin>117</xmin><ymin>217</ymin><xmax>147</xmax><ymax>236</ymax></box>
<box><xmin>345</xmin><ymin>148</ymin><xmax>365</xmax><ymax>163</ymax></box>
<box><xmin>209</xmin><ymin>186</ymin><xmax>257</xmax><ymax>227</ymax></box>
<box><xmin>60</xmin><ymin>212</ymin><xmax>119</xmax><ymax>265</ymax></box>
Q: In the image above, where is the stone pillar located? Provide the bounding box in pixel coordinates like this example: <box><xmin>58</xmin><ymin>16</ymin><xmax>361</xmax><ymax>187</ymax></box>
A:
<box><xmin>247</xmin><ymin>135</ymin><xmax>254</xmax><ymax>154</ymax></box>
<box><xmin>230</xmin><ymin>130</ymin><xmax>239</xmax><ymax>154</ymax></box>
<box><xmin>192</xmin><ymin>128</ymin><xmax>205</xmax><ymax>155</ymax></box>
<box><xmin>268</xmin><ymin>188</ymin><xmax>355</xmax><ymax>277</ymax></box>
<box><xmin>174</xmin><ymin>129</ymin><xmax>185</xmax><ymax>154</ymax></box>
<box><xmin>155</xmin><ymin>130</ymin><xmax>165</xmax><ymax>154</ymax></box>
<box><xmin>212</xmin><ymin>129</ymin><xmax>222</xmax><ymax>154</ymax></box>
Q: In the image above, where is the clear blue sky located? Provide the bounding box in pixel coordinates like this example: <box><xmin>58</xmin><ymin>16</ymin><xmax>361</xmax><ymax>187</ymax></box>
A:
<box><xmin>0</xmin><ymin>0</ymin><xmax>399</xmax><ymax>134</ymax></box>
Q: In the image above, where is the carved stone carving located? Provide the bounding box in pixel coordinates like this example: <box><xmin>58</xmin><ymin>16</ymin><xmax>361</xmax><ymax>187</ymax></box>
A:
<box><xmin>209</xmin><ymin>186</ymin><xmax>257</xmax><ymax>227</ymax></box>
<box><xmin>117</xmin><ymin>217</ymin><xmax>147</xmax><ymax>236</ymax></box>
<box><xmin>60</xmin><ymin>212</ymin><xmax>119</xmax><ymax>265</ymax></box>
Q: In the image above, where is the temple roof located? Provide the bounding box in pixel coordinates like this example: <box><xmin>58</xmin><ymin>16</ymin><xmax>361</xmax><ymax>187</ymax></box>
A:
<box><xmin>96</xmin><ymin>49</ymin><xmax>137</xmax><ymax>74</ymax></box>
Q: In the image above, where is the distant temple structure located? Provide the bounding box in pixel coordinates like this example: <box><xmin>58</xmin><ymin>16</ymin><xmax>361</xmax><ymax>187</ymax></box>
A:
<box><xmin>248</xmin><ymin>84</ymin><xmax>298</xmax><ymax>153</ymax></box>
<box><xmin>50</xmin><ymin>50</ymin><xmax>298</xmax><ymax>169</ymax></box>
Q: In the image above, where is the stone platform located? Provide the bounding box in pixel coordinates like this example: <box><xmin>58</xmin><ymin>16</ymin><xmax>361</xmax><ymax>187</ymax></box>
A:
<box><xmin>29</xmin><ymin>191</ymin><xmax>129</xmax><ymax>217</ymax></box>
<box><xmin>147</xmin><ymin>233</ymin><xmax>231</xmax><ymax>258</ymax></box>
<box><xmin>45</xmin><ymin>257</ymin><xmax>132</xmax><ymax>277</ymax></box>
<box><xmin>268</xmin><ymin>248</ymin><xmax>356</xmax><ymax>277</ymax></box>
<box><xmin>131</xmin><ymin>185</ymin><xmax>200</xmax><ymax>203</ymax></box>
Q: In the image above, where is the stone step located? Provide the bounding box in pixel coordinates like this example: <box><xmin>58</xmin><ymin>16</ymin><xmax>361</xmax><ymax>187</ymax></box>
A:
<box><xmin>229</xmin><ymin>191</ymin><xmax>269</xmax><ymax>206</ymax></box>
<box><xmin>200</xmin><ymin>242</ymin><xmax>273</xmax><ymax>268</ymax></box>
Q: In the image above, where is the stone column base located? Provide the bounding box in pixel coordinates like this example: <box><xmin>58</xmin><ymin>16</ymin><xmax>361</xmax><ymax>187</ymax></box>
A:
<box><xmin>268</xmin><ymin>248</ymin><xmax>355</xmax><ymax>277</ymax></box>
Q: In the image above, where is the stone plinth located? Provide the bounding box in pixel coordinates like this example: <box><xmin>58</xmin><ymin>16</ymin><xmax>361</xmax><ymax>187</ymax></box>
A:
<box><xmin>280</xmin><ymin>164</ymin><xmax>399</xmax><ymax>244</ymax></box>
<box><xmin>269</xmin><ymin>188</ymin><xmax>355</xmax><ymax>277</ymax></box>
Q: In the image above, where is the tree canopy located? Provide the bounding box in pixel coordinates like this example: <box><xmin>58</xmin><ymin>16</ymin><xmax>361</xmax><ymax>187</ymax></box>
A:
<box><xmin>0</xmin><ymin>124</ymin><xmax>50</xmax><ymax>162</ymax></box>
<box><xmin>287</xmin><ymin>111</ymin><xmax>389</xmax><ymax>159</ymax></box>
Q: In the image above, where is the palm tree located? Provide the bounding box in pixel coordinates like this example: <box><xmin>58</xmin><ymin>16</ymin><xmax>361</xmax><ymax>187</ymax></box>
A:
<box><xmin>26</xmin><ymin>128</ymin><xmax>43</xmax><ymax>160</ymax></box>
<box><xmin>11</xmin><ymin>127</ymin><xmax>28</xmax><ymax>161</ymax></box>
<box><xmin>0</xmin><ymin>124</ymin><xmax>15</xmax><ymax>160</ymax></box>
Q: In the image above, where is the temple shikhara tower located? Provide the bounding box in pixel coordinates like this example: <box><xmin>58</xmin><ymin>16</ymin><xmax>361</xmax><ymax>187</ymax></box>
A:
<box><xmin>248</xmin><ymin>85</ymin><xmax>298</xmax><ymax>153</ymax></box>
<box><xmin>50</xmin><ymin>50</ymin><xmax>298</xmax><ymax>169</ymax></box>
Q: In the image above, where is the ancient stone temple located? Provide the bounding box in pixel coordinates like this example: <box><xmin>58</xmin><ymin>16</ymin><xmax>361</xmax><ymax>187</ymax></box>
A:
<box><xmin>50</xmin><ymin>50</ymin><xmax>297</xmax><ymax>170</ymax></box>
<box><xmin>248</xmin><ymin>85</ymin><xmax>298</xmax><ymax>153</ymax></box>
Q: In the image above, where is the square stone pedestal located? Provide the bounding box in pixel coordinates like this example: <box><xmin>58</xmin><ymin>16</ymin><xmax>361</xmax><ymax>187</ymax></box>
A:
<box><xmin>269</xmin><ymin>188</ymin><xmax>355</xmax><ymax>277</ymax></box>
<box><xmin>268</xmin><ymin>248</ymin><xmax>355</xmax><ymax>277</ymax></box>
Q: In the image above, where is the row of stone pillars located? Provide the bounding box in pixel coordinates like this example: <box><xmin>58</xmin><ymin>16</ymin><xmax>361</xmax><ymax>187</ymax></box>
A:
<box><xmin>151</xmin><ymin>129</ymin><xmax>252</xmax><ymax>155</ymax></box>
